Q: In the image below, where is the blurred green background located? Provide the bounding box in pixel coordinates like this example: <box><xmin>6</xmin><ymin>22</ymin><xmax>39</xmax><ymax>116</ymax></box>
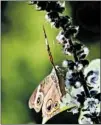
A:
<box><xmin>1</xmin><ymin>1</ymin><xmax>100</xmax><ymax>124</ymax></box>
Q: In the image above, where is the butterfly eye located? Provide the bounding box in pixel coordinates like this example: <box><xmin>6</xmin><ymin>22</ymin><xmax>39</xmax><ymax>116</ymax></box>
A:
<box><xmin>37</xmin><ymin>96</ymin><xmax>41</xmax><ymax>105</ymax></box>
<box><xmin>54</xmin><ymin>101</ymin><xmax>59</xmax><ymax>109</ymax></box>
<box><xmin>46</xmin><ymin>99</ymin><xmax>53</xmax><ymax>112</ymax></box>
<box><xmin>36</xmin><ymin>94</ymin><xmax>43</xmax><ymax>106</ymax></box>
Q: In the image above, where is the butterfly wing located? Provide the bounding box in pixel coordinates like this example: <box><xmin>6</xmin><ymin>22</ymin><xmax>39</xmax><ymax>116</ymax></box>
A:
<box><xmin>28</xmin><ymin>73</ymin><xmax>54</xmax><ymax>112</ymax></box>
<box><xmin>42</xmin><ymin>72</ymin><xmax>62</xmax><ymax>124</ymax></box>
<box><xmin>28</xmin><ymin>80</ymin><xmax>44</xmax><ymax>112</ymax></box>
<box><xmin>29</xmin><ymin>68</ymin><xmax>77</xmax><ymax>123</ymax></box>
<box><xmin>41</xmin><ymin>71</ymin><xmax>77</xmax><ymax>124</ymax></box>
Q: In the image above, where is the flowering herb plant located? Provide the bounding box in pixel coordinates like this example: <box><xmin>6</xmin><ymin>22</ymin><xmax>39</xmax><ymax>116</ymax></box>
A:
<box><xmin>28</xmin><ymin>1</ymin><xmax>101</xmax><ymax>124</ymax></box>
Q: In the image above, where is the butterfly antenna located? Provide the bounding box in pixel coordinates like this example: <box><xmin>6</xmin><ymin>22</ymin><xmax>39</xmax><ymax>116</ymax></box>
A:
<box><xmin>43</xmin><ymin>26</ymin><xmax>66</xmax><ymax>96</ymax></box>
<box><xmin>43</xmin><ymin>26</ymin><xmax>57</xmax><ymax>71</ymax></box>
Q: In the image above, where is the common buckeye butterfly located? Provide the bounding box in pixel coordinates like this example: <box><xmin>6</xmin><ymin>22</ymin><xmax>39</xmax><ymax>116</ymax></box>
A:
<box><xmin>28</xmin><ymin>27</ymin><xmax>77</xmax><ymax>124</ymax></box>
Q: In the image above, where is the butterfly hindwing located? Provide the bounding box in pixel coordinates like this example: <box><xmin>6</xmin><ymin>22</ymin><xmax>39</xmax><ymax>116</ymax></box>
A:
<box><xmin>42</xmin><ymin>77</ymin><xmax>62</xmax><ymax>124</ymax></box>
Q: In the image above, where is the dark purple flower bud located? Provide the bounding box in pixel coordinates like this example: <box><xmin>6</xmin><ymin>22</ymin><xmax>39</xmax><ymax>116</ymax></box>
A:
<box><xmin>29</xmin><ymin>1</ymin><xmax>37</xmax><ymax>5</ymax></box>
<box><xmin>66</xmin><ymin>25</ymin><xmax>78</xmax><ymax>36</ymax></box>
<box><xmin>45</xmin><ymin>1</ymin><xmax>65</xmax><ymax>13</ymax></box>
<box><xmin>64</xmin><ymin>26</ymin><xmax>79</xmax><ymax>39</ymax></box>
<box><xmin>34</xmin><ymin>1</ymin><xmax>48</xmax><ymax>10</ymax></box>
<box><xmin>76</xmin><ymin>46</ymin><xmax>89</xmax><ymax>60</ymax></box>
<box><xmin>74</xmin><ymin>42</ymin><xmax>82</xmax><ymax>51</ymax></box>
<box><xmin>46</xmin><ymin>12</ymin><xmax>59</xmax><ymax>22</ymax></box>
<box><xmin>63</xmin><ymin>43</ymin><xmax>73</xmax><ymax>55</ymax></box>
<box><xmin>81</xmin><ymin>60</ymin><xmax>89</xmax><ymax>67</ymax></box>
<box><xmin>59</xmin><ymin>16</ymin><xmax>72</xmax><ymax>29</ymax></box>
<box><xmin>67</xmin><ymin>60</ymin><xmax>75</xmax><ymax>70</ymax></box>
<box><xmin>76</xmin><ymin>60</ymin><xmax>89</xmax><ymax>71</ymax></box>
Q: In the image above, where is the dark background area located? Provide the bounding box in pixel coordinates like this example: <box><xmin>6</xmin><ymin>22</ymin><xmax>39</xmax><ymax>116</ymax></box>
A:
<box><xmin>70</xmin><ymin>1</ymin><xmax>100</xmax><ymax>43</ymax></box>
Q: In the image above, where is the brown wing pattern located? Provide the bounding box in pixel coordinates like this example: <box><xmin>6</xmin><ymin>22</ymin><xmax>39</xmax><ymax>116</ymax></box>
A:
<box><xmin>42</xmin><ymin>79</ymin><xmax>62</xmax><ymax>124</ymax></box>
<box><xmin>28</xmin><ymin>71</ymin><xmax>57</xmax><ymax>112</ymax></box>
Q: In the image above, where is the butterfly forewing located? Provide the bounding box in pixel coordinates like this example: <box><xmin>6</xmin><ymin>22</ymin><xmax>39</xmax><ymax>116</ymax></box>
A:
<box><xmin>28</xmin><ymin>69</ymin><xmax>59</xmax><ymax>112</ymax></box>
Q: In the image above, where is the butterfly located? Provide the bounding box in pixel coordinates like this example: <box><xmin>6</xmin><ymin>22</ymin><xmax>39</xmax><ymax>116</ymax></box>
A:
<box><xmin>28</xmin><ymin>26</ymin><xmax>77</xmax><ymax>124</ymax></box>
